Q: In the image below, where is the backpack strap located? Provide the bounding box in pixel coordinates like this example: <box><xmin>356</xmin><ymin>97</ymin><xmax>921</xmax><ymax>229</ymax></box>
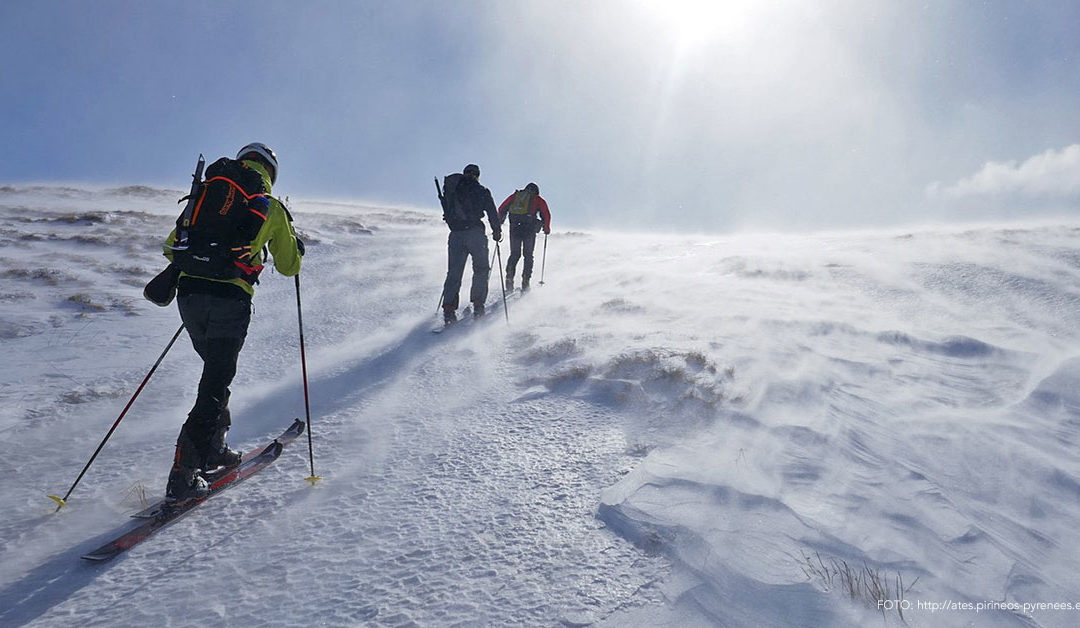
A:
<box><xmin>203</xmin><ymin>176</ymin><xmax>268</xmax><ymax>201</ymax></box>
<box><xmin>190</xmin><ymin>176</ymin><xmax>269</xmax><ymax>225</ymax></box>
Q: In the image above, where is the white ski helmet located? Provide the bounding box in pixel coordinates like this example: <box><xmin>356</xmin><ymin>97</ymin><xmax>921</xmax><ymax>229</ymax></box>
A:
<box><xmin>236</xmin><ymin>142</ymin><xmax>278</xmax><ymax>184</ymax></box>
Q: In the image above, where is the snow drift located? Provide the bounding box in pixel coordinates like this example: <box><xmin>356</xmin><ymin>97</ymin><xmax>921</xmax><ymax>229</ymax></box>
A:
<box><xmin>2</xmin><ymin>185</ymin><xmax>1080</xmax><ymax>627</ymax></box>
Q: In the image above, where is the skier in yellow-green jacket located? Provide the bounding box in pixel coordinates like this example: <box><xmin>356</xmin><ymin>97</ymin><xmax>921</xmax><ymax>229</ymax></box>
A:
<box><xmin>160</xmin><ymin>142</ymin><xmax>303</xmax><ymax>502</ymax></box>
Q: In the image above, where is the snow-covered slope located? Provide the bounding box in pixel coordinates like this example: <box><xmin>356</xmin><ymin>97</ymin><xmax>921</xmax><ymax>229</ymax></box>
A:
<box><xmin>2</xmin><ymin>185</ymin><xmax>1079</xmax><ymax>627</ymax></box>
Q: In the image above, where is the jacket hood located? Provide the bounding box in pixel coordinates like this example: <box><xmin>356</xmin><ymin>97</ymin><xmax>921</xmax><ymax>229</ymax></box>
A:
<box><xmin>242</xmin><ymin>159</ymin><xmax>274</xmax><ymax>192</ymax></box>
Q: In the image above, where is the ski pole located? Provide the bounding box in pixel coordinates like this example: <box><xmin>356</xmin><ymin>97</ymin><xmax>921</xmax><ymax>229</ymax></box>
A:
<box><xmin>434</xmin><ymin>177</ymin><xmax>447</xmax><ymax>315</ymax></box>
<box><xmin>294</xmin><ymin>274</ymin><xmax>321</xmax><ymax>485</ymax></box>
<box><xmin>435</xmin><ymin>177</ymin><xmax>447</xmax><ymax>315</ymax></box>
<box><xmin>495</xmin><ymin>240</ymin><xmax>509</xmax><ymax>323</ymax></box>
<box><xmin>539</xmin><ymin>232</ymin><xmax>548</xmax><ymax>286</ymax></box>
<box><xmin>487</xmin><ymin>244</ymin><xmax>498</xmax><ymax>298</ymax></box>
<box><xmin>49</xmin><ymin>324</ymin><xmax>185</xmax><ymax>511</ymax></box>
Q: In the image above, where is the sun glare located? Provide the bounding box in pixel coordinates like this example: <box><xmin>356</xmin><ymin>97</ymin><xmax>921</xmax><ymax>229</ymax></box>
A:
<box><xmin>640</xmin><ymin>0</ymin><xmax>760</xmax><ymax>48</ymax></box>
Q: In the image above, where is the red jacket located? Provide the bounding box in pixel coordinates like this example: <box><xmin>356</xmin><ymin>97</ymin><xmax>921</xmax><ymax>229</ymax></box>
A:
<box><xmin>497</xmin><ymin>191</ymin><xmax>551</xmax><ymax>233</ymax></box>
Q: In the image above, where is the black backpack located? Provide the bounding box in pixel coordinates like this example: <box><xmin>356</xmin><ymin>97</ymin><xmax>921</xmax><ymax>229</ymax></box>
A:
<box><xmin>441</xmin><ymin>173</ymin><xmax>487</xmax><ymax>229</ymax></box>
<box><xmin>170</xmin><ymin>158</ymin><xmax>269</xmax><ymax>284</ymax></box>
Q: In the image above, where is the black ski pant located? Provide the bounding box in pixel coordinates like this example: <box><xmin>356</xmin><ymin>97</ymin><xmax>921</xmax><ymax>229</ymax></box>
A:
<box><xmin>173</xmin><ymin>283</ymin><xmax>251</xmax><ymax>470</ymax></box>
<box><xmin>441</xmin><ymin>227</ymin><xmax>490</xmax><ymax>310</ymax></box>
<box><xmin>506</xmin><ymin>224</ymin><xmax>537</xmax><ymax>282</ymax></box>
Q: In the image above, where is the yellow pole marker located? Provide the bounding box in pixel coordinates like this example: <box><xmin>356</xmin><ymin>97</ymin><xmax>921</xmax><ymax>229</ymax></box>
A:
<box><xmin>47</xmin><ymin>494</ymin><xmax>67</xmax><ymax>510</ymax></box>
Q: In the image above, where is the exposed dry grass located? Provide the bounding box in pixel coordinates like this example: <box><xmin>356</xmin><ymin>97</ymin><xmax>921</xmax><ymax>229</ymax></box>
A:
<box><xmin>121</xmin><ymin>481</ymin><xmax>152</xmax><ymax>509</ymax></box>
<box><xmin>2</xmin><ymin>267</ymin><xmax>72</xmax><ymax>286</ymax></box>
<box><xmin>799</xmin><ymin>550</ymin><xmax>918</xmax><ymax>622</ymax></box>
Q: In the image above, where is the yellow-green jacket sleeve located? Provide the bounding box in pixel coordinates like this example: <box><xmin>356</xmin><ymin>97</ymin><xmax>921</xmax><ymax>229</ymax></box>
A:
<box><xmin>257</xmin><ymin>198</ymin><xmax>302</xmax><ymax>278</ymax></box>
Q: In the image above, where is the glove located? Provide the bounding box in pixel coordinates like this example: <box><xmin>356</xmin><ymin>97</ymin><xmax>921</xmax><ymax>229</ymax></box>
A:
<box><xmin>143</xmin><ymin>263</ymin><xmax>179</xmax><ymax>307</ymax></box>
<box><xmin>296</xmin><ymin>237</ymin><xmax>306</xmax><ymax>256</ymax></box>
<box><xmin>543</xmin><ymin>227</ymin><xmax>550</xmax><ymax>235</ymax></box>
<box><xmin>492</xmin><ymin>230</ymin><xmax>502</xmax><ymax>242</ymax></box>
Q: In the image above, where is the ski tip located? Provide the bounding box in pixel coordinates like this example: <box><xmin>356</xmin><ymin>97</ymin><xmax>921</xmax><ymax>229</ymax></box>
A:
<box><xmin>305</xmin><ymin>475</ymin><xmax>323</xmax><ymax>486</ymax></box>
<box><xmin>81</xmin><ymin>550</ymin><xmax>118</xmax><ymax>562</ymax></box>
<box><xmin>291</xmin><ymin>417</ymin><xmax>306</xmax><ymax>435</ymax></box>
<box><xmin>47</xmin><ymin>494</ymin><xmax>67</xmax><ymax>511</ymax></box>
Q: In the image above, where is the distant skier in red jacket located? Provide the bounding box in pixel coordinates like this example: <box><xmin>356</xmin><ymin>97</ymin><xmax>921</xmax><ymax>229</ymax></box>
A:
<box><xmin>496</xmin><ymin>182</ymin><xmax>551</xmax><ymax>292</ymax></box>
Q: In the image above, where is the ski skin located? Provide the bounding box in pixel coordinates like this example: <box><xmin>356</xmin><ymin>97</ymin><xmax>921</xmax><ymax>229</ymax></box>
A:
<box><xmin>80</xmin><ymin>419</ymin><xmax>305</xmax><ymax>562</ymax></box>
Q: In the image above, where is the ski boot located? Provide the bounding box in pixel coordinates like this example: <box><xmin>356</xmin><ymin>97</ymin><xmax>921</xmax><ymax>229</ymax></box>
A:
<box><xmin>203</xmin><ymin>408</ymin><xmax>242</xmax><ymax>471</ymax></box>
<box><xmin>165</xmin><ymin>428</ymin><xmax>210</xmax><ymax>503</ymax></box>
<box><xmin>505</xmin><ymin>276</ymin><xmax>515</xmax><ymax>292</ymax></box>
<box><xmin>204</xmin><ymin>445</ymin><xmax>242</xmax><ymax>471</ymax></box>
<box><xmin>165</xmin><ymin>466</ymin><xmax>209</xmax><ymax>504</ymax></box>
<box><xmin>473</xmin><ymin>302</ymin><xmax>486</xmax><ymax>319</ymax></box>
<box><xmin>443</xmin><ymin>305</ymin><xmax>458</xmax><ymax>326</ymax></box>
<box><xmin>521</xmin><ymin>277</ymin><xmax>530</xmax><ymax>293</ymax></box>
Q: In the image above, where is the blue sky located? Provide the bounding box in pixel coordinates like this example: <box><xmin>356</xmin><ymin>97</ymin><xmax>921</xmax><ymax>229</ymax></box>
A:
<box><xmin>2</xmin><ymin>1</ymin><xmax>1079</xmax><ymax>231</ymax></box>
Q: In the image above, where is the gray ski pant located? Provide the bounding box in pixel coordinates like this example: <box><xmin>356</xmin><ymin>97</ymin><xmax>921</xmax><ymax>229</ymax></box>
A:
<box><xmin>441</xmin><ymin>227</ymin><xmax>490</xmax><ymax>310</ymax></box>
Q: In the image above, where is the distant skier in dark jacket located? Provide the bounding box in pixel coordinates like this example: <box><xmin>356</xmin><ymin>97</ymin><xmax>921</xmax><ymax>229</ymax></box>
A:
<box><xmin>496</xmin><ymin>182</ymin><xmax>550</xmax><ymax>292</ymax></box>
<box><xmin>439</xmin><ymin>164</ymin><xmax>501</xmax><ymax>324</ymax></box>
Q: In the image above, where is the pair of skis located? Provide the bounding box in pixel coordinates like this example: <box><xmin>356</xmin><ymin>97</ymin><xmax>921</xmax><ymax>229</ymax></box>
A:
<box><xmin>432</xmin><ymin>290</ymin><xmax>524</xmax><ymax>334</ymax></box>
<box><xmin>81</xmin><ymin>419</ymin><xmax>305</xmax><ymax>562</ymax></box>
<box><xmin>432</xmin><ymin>303</ymin><xmax>482</xmax><ymax>334</ymax></box>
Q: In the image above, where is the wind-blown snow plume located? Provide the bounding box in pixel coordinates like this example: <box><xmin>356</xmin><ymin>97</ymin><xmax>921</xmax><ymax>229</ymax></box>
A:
<box><xmin>930</xmin><ymin>144</ymin><xmax>1080</xmax><ymax>200</ymax></box>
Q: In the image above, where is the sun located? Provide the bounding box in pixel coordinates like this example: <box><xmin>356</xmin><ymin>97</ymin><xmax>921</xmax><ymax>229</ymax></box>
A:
<box><xmin>639</xmin><ymin>0</ymin><xmax>761</xmax><ymax>48</ymax></box>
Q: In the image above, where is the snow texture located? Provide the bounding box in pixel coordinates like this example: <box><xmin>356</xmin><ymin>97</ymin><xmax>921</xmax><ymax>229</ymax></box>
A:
<box><xmin>2</xmin><ymin>184</ymin><xmax>1080</xmax><ymax>627</ymax></box>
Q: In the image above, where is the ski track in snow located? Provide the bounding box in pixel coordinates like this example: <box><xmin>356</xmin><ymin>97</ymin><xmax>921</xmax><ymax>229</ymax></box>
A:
<box><xmin>2</xmin><ymin>185</ymin><xmax>1080</xmax><ymax>627</ymax></box>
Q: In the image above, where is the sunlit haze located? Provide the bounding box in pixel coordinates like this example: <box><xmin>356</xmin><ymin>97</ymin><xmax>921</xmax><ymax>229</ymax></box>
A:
<box><xmin>2</xmin><ymin>1</ymin><xmax>1078</xmax><ymax>231</ymax></box>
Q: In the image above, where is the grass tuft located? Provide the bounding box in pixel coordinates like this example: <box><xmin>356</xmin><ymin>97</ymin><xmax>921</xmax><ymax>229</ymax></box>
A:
<box><xmin>799</xmin><ymin>551</ymin><xmax>918</xmax><ymax>621</ymax></box>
